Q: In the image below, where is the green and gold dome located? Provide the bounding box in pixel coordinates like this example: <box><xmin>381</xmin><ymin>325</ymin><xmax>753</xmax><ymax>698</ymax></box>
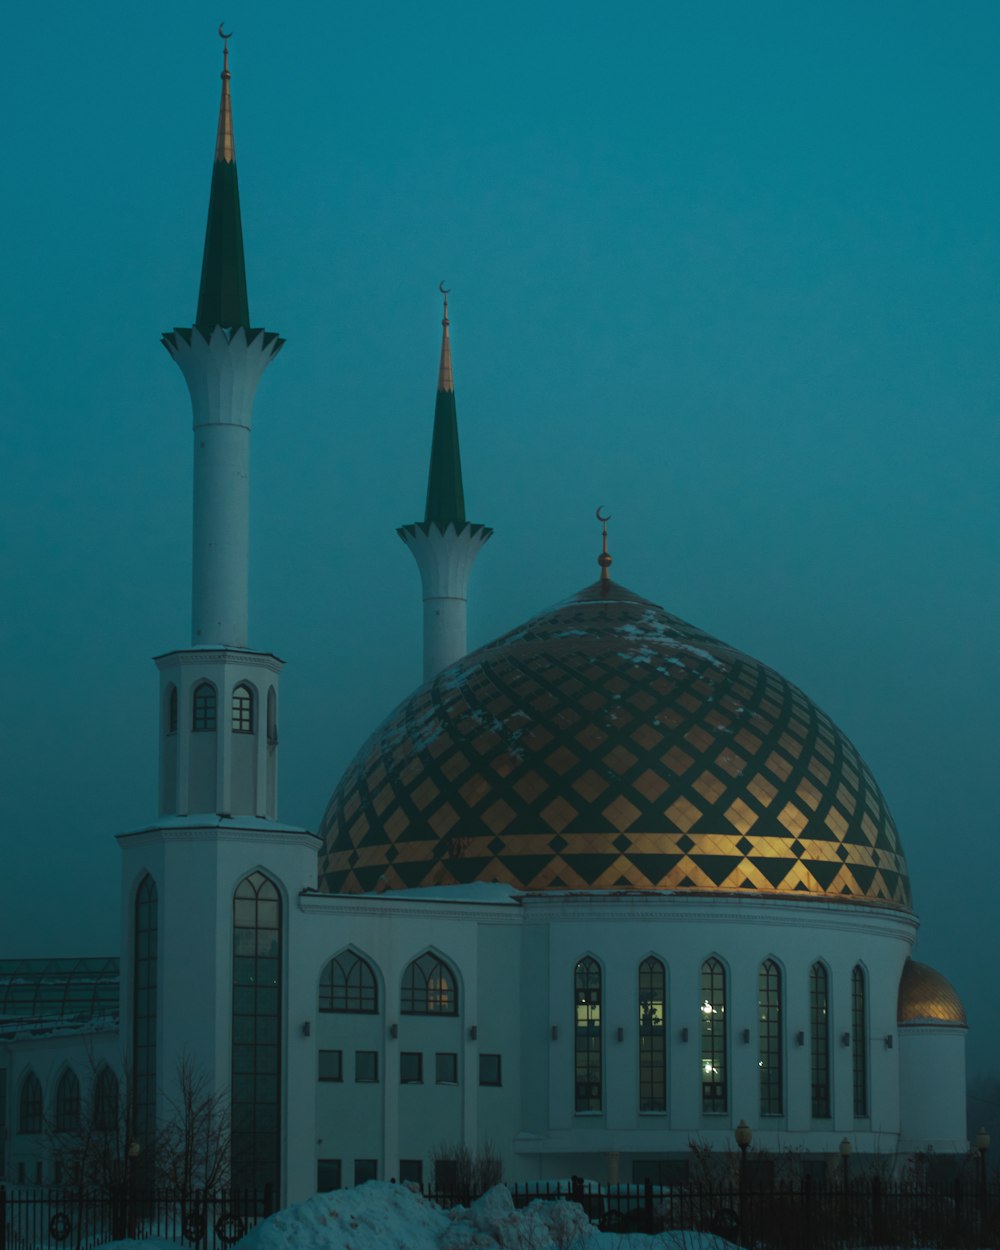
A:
<box><xmin>318</xmin><ymin>580</ymin><xmax>911</xmax><ymax>909</ymax></box>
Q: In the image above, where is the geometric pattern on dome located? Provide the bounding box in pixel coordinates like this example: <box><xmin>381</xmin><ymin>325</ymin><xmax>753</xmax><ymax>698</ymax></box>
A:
<box><xmin>318</xmin><ymin>581</ymin><xmax>911</xmax><ymax>910</ymax></box>
<box><xmin>897</xmin><ymin>958</ymin><xmax>966</xmax><ymax>1026</ymax></box>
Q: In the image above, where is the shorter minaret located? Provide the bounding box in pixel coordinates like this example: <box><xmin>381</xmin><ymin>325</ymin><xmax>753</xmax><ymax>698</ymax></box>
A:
<box><xmin>398</xmin><ymin>288</ymin><xmax>491</xmax><ymax>681</ymax></box>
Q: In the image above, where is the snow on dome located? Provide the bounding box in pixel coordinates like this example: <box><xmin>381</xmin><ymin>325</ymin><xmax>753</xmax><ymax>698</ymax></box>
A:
<box><xmin>319</xmin><ymin>580</ymin><xmax>910</xmax><ymax>909</ymax></box>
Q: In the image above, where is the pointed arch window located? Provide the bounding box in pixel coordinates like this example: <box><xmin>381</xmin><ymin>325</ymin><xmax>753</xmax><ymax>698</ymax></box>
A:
<box><xmin>166</xmin><ymin>686</ymin><xmax>178</xmax><ymax>735</ymax></box>
<box><xmin>94</xmin><ymin>1068</ymin><xmax>118</xmax><ymax>1131</ymax></box>
<box><xmin>401</xmin><ymin>953</ymin><xmax>457</xmax><ymax>1015</ymax></box>
<box><xmin>19</xmin><ymin>1072</ymin><xmax>42</xmax><ymax>1134</ymax></box>
<box><xmin>759</xmin><ymin>959</ymin><xmax>783</xmax><ymax>1116</ymax></box>
<box><xmin>232</xmin><ymin>684</ymin><xmax>253</xmax><ymax>734</ymax></box>
<box><xmin>192</xmin><ymin>683</ymin><xmax>217</xmax><ymax>732</ymax></box>
<box><xmin>638</xmin><ymin>957</ymin><xmax>666</xmax><ymax>1112</ymax></box>
<box><xmin>232</xmin><ymin>872</ymin><xmax>282</xmax><ymax>1191</ymax></box>
<box><xmin>55</xmin><ymin>1068</ymin><xmax>80</xmax><ymax>1133</ymax></box>
<box><xmin>266</xmin><ymin>688</ymin><xmax>278</xmax><ymax>744</ymax></box>
<box><xmin>852</xmin><ymin>965</ymin><xmax>868</xmax><ymax>1117</ymax></box>
<box><xmin>574</xmin><ymin>957</ymin><xmax>602</xmax><ymax>1112</ymax></box>
<box><xmin>320</xmin><ymin>952</ymin><xmax>378</xmax><ymax>1013</ymax></box>
<box><xmin>810</xmin><ymin>962</ymin><xmax>831</xmax><ymax>1118</ymax></box>
<box><xmin>700</xmin><ymin>958</ymin><xmax>727</xmax><ymax>1113</ymax></box>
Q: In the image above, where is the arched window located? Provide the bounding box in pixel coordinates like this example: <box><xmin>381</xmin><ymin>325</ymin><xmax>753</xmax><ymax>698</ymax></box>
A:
<box><xmin>232</xmin><ymin>684</ymin><xmax>253</xmax><ymax>734</ymax></box>
<box><xmin>266</xmin><ymin>688</ymin><xmax>278</xmax><ymax>744</ymax></box>
<box><xmin>574</xmin><ymin>957</ymin><xmax>602</xmax><ymax>1112</ymax></box>
<box><xmin>55</xmin><ymin>1068</ymin><xmax>80</xmax><ymax>1133</ymax></box>
<box><xmin>852</xmin><ymin>965</ymin><xmax>868</xmax><ymax>1117</ymax></box>
<box><xmin>166</xmin><ymin>686</ymin><xmax>178</xmax><ymax>735</ymax></box>
<box><xmin>759</xmin><ymin>959</ymin><xmax>783</xmax><ymax>1116</ymax></box>
<box><xmin>810</xmin><ymin>963</ymin><xmax>831</xmax><ymax>1118</ymax></box>
<box><xmin>232</xmin><ymin>872</ymin><xmax>282</xmax><ymax>1191</ymax></box>
<box><xmin>320</xmin><ymin>952</ymin><xmax>378</xmax><ymax>1013</ymax></box>
<box><xmin>94</xmin><ymin>1068</ymin><xmax>118</xmax><ymax>1131</ymax></box>
<box><xmin>401</xmin><ymin>953</ymin><xmax>458</xmax><ymax>1015</ymax></box>
<box><xmin>192</xmin><ymin>682</ymin><xmax>217</xmax><ymax>732</ymax></box>
<box><xmin>133</xmin><ymin>875</ymin><xmax>158</xmax><ymax>1155</ymax></box>
<box><xmin>638</xmin><ymin>957</ymin><xmax>666</xmax><ymax>1112</ymax></box>
<box><xmin>700</xmin><ymin>958</ymin><xmax>727</xmax><ymax>1113</ymax></box>
<box><xmin>19</xmin><ymin>1072</ymin><xmax>42</xmax><ymax>1134</ymax></box>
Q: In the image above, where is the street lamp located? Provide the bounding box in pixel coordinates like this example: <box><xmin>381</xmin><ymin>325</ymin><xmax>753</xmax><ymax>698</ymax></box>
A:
<box><xmin>839</xmin><ymin>1137</ymin><xmax>852</xmax><ymax>1189</ymax></box>
<box><xmin>735</xmin><ymin>1121</ymin><xmax>752</xmax><ymax>1243</ymax></box>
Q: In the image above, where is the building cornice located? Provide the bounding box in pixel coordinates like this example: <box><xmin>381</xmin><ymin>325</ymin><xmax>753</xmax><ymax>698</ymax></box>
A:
<box><xmin>154</xmin><ymin>648</ymin><xmax>285</xmax><ymax>671</ymax></box>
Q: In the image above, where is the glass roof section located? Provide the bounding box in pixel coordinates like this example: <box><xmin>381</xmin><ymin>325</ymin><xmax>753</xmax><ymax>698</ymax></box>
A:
<box><xmin>0</xmin><ymin>958</ymin><xmax>119</xmax><ymax>1024</ymax></box>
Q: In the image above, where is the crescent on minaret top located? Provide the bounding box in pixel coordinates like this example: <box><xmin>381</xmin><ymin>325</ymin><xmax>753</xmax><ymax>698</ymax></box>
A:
<box><xmin>596</xmin><ymin>506</ymin><xmax>611</xmax><ymax>523</ymax></box>
<box><xmin>218</xmin><ymin>22</ymin><xmax>233</xmax><ymax>40</ymax></box>
<box><xmin>439</xmin><ymin>281</ymin><xmax>451</xmax><ymax>295</ymax></box>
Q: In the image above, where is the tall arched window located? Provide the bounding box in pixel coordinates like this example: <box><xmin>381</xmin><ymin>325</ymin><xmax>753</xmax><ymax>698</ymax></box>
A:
<box><xmin>232</xmin><ymin>872</ymin><xmax>282</xmax><ymax>1191</ymax></box>
<box><xmin>320</xmin><ymin>952</ymin><xmax>378</xmax><ymax>1013</ymax></box>
<box><xmin>266</xmin><ymin>688</ymin><xmax>278</xmax><ymax>744</ymax></box>
<box><xmin>55</xmin><ymin>1068</ymin><xmax>80</xmax><ymax>1133</ymax></box>
<box><xmin>700</xmin><ymin>958</ymin><xmax>727</xmax><ymax>1113</ymax></box>
<box><xmin>852</xmin><ymin>965</ymin><xmax>868</xmax><ymax>1117</ymax></box>
<box><xmin>133</xmin><ymin>875</ymin><xmax>158</xmax><ymax>1156</ymax></box>
<box><xmin>19</xmin><ymin>1072</ymin><xmax>42</xmax><ymax>1134</ymax></box>
<box><xmin>166</xmin><ymin>686</ymin><xmax>178</xmax><ymax>734</ymax></box>
<box><xmin>638</xmin><ymin>957</ymin><xmax>666</xmax><ymax>1112</ymax></box>
<box><xmin>94</xmin><ymin>1068</ymin><xmax>118</xmax><ymax>1131</ymax></box>
<box><xmin>574</xmin><ymin>957</ymin><xmax>602</xmax><ymax>1112</ymax></box>
<box><xmin>232</xmin><ymin>684</ymin><xmax>254</xmax><ymax>734</ymax></box>
<box><xmin>759</xmin><ymin>959</ymin><xmax>783</xmax><ymax>1116</ymax></box>
<box><xmin>192</xmin><ymin>682</ymin><xmax>217</xmax><ymax>732</ymax></box>
<box><xmin>401</xmin><ymin>953</ymin><xmax>457</xmax><ymax>1015</ymax></box>
<box><xmin>810</xmin><ymin>963</ymin><xmax>831</xmax><ymax>1118</ymax></box>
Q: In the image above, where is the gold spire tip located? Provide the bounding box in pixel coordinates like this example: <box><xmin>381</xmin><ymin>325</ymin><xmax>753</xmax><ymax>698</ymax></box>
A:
<box><xmin>596</xmin><ymin>506</ymin><xmax>612</xmax><ymax>581</ymax></box>
<box><xmin>214</xmin><ymin>24</ymin><xmax>236</xmax><ymax>163</ymax></box>
<box><xmin>437</xmin><ymin>281</ymin><xmax>454</xmax><ymax>393</ymax></box>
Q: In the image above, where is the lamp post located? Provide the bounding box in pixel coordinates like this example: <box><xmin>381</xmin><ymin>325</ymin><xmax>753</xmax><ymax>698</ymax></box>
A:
<box><xmin>975</xmin><ymin>1127</ymin><xmax>990</xmax><ymax>1210</ymax></box>
<box><xmin>126</xmin><ymin>1140</ymin><xmax>141</xmax><ymax>1238</ymax></box>
<box><xmin>839</xmin><ymin>1138</ymin><xmax>852</xmax><ymax>1190</ymax></box>
<box><xmin>735</xmin><ymin>1119</ymin><xmax>752</xmax><ymax>1243</ymax></box>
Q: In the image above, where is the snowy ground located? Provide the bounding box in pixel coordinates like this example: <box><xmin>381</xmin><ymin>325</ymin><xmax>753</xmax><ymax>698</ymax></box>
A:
<box><xmin>102</xmin><ymin>1183</ymin><xmax>739</xmax><ymax>1250</ymax></box>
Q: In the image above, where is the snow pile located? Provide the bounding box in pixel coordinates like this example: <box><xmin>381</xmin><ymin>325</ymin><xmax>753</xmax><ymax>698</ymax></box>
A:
<box><xmin>232</xmin><ymin>1181</ymin><xmax>740</xmax><ymax>1250</ymax></box>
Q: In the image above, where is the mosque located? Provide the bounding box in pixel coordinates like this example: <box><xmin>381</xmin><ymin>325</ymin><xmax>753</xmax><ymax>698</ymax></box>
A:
<box><xmin>0</xmin><ymin>38</ymin><xmax>969</xmax><ymax>1204</ymax></box>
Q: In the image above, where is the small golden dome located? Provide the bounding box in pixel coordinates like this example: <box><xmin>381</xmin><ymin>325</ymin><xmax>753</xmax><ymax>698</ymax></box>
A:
<box><xmin>897</xmin><ymin>958</ymin><xmax>967</xmax><ymax>1026</ymax></box>
<box><xmin>319</xmin><ymin>580</ymin><xmax>910</xmax><ymax>907</ymax></box>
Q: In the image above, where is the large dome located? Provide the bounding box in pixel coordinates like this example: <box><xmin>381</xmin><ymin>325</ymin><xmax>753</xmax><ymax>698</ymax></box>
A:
<box><xmin>318</xmin><ymin>581</ymin><xmax>911</xmax><ymax>909</ymax></box>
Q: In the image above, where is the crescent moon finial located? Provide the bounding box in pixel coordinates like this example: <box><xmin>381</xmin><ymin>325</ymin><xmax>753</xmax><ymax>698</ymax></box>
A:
<box><xmin>439</xmin><ymin>280</ymin><xmax>451</xmax><ymax>295</ymax></box>
<box><xmin>596</xmin><ymin>506</ymin><xmax>611</xmax><ymax>523</ymax></box>
<box><xmin>218</xmin><ymin>21</ymin><xmax>233</xmax><ymax>40</ymax></box>
<box><xmin>596</xmin><ymin>507</ymin><xmax>613</xmax><ymax>583</ymax></box>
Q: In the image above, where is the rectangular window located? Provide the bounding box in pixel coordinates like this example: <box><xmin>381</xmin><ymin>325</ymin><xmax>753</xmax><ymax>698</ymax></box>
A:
<box><xmin>355</xmin><ymin>1051</ymin><xmax>378</xmax><ymax>1083</ymax></box>
<box><xmin>400</xmin><ymin>1052</ymin><xmax>423</xmax><ymax>1084</ymax></box>
<box><xmin>479</xmin><ymin>1053</ymin><xmax>502</xmax><ymax>1086</ymax></box>
<box><xmin>354</xmin><ymin>1158</ymin><xmax>378</xmax><ymax>1185</ymax></box>
<box><xmin>317</xmin><ymin>1158</ymin><xmax>341</xmax><ymax>1191</ymax></box>
<box><xmin>318</xmin><ymin>1050</ymin><xmax>343</xmax><ymax>1082</ymax></box>
<box><xmin>399</xmin><ymin>1159</ymin><xmax>423</xmax><ymax>1187</ymax></box>
<box><xmin>435</xmin><ymin>1052</ymin><xmax>458</xmax><ymax>1084</ymax></box>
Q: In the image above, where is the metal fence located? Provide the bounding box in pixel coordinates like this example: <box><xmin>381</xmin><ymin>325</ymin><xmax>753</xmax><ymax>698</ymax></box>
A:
<box><xmin>0</xmin><ymin>1186</ymin><xmax>272</xmax><ymax>1250</ymax></box>
<box><xmin>427</xmin><ymin>1176</ymin><xmax>1000</xmax><ymax>1248</ymax></box>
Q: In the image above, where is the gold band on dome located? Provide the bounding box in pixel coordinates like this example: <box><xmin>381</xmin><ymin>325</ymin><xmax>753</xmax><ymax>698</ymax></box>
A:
<box><xmin>318</xmin><ymin>582</ymin><xmax>911</xmax><ymax>909</ymax></box>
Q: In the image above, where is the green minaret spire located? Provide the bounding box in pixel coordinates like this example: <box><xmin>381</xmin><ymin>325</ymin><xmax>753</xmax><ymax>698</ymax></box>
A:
<box><xmin>195</xmin><ymin>31</ymin><xmax>250</xmax><ymax>336</ymax></box>
<box><xmin>423</xmin><ymin>287</ymin><xmax>466</xmax><ymax>525</ymax></box>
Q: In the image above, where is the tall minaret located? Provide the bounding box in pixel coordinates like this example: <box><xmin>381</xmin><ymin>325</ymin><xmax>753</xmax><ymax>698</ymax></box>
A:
<box><xmin>398</xmin><ymin>288</ymin><xmax>492</xmax><ymax>681</ymax></box>
<box><xmin>157</xmin><ymin>32</ymin><xmax>285</xmax><ymax>819</ymax></box>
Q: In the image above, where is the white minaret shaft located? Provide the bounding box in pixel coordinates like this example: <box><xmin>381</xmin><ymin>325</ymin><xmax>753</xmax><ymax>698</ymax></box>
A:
<box><xmin>399</xmin><ymin>289</ymin><xmax>491</xmax><ymax>682</ymax></box>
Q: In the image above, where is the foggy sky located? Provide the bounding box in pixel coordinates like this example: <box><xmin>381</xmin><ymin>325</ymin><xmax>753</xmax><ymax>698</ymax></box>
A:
<box><xmin>1</xmin><ymin>1</ymin><xmax>997</xmax><ymax>1099</ymax></box>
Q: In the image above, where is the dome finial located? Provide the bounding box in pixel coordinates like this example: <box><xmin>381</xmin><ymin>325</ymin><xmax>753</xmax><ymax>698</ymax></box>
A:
<box><xmin>437</xmin><ymin>281</ymin><xmax>453</xmax><ymax>393</ymax></box>
<box><xmin>596</xmin><ymin>506</ymin><xmax>612</xmax><ymax>581</ymax></box>
<box><xmin>215</xmin><ymin>24</ymin><xmax>235</xmax><ymax>163</ymax></box>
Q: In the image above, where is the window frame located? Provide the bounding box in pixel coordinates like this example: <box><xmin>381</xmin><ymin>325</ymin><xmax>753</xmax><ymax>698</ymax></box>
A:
<box><xmin>810</xmin><ymin>962</ymin><xmax>831</xmax><ymax>1119</ymax></box>
<box><xmin>192</xmin><ymin>682</ymin><xmax>217</xmax><ymax>732</ymax></box>
<box><xmin>574</xmin><ymin>956</ymin><xmax>602</xmax><ymax>1113</ymax></box>
<box><xmin>232</xmin><ymin>684</ymin><xmax>254</xmax><ymax>734</ymax></box>
<box><xmin>319</xmin><ymin>951</ymin><xmax>378</xmax><ymax>1014</ymax></box>
<box><xmin>700</xmin><ymin>957</ymin><xmax>727</xmax><ymax>1114</ymax></box>
<box><xmin>758</xmin><ymin>958</ymin><xmax>783</xmax><ymax>1117</ymax></box>
<box><xmin>318</xmin><ymin>1050</ymin><xmax>343</xmax><ymax>1083</ymax></box>
<box><xmin>478</xmin><ymin>1053</ymin><xmax>502</xmax><ymax>1087</ymax></box>
<box><xmin>19</xmin><ymin>1072</ymin><xmax>42</xmax><ymax>1135</ymax></box>
<box><xmin>400</xmin><ymin>1052</ymin><xmax>423</xmax><ymax>1084</ymax></box>
<box><xmin>355</xmin><ymin>1051</ymin><xmax>379</xmax><ymax>1084</ymax></box>
<box><xmin>638</xmin><ymin>956</ymin><xmax>667</xmax><ymax>1113</ymax></box>
<box><xmin>400</xmin><ymin>953</ymin><xmax>458</xmax><ymax>1016</ymax></box>
<box><xmin>435</xmin><ymin>1052</ymin><xmax>458</xmax><ymax>1085</ymax></box>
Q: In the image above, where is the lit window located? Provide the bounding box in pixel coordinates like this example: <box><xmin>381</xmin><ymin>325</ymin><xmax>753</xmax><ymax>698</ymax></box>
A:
<box><xmin>318</xmin><ymin>1050</ymin><xmax>342</xmax><ymax>1082</ymax></box>
<box><xmin>810</xmin><ymin>963</ymin><xmax>831</xmax><ymax>1119</ymax></box>
<box><xmin>435</xmin><ymin>1053</ymin><xmax>458</xmax><ymax>1084</ymax></box>
<box><xmin>758</xmin><ymin>959</ymin><xmax>783</xmax><ymax>1116</ymax></box>
<box><xmin>355</xmin><ymin>1051</ymin><xmax>378</xmax><ymax>1083</ymax></box>
<box><xmin>400</xmin><ymin>1052</ymin><xmax>422</xmax><ymax>1084</ymax></box>
<box><xmin>192</xmin><ymin>683</ymin><xmax>217</xmax><ymax>732</ymax></box>
<box><xmin>19</xmin><ymin>1072</ymin><xmax>42</xmax><ymax>1134</ymax></box>
<box><xmin>319</xmin><ymin>952</ymin><xmax>378</xmax><ymax>1013</ymax></box>
<box><xmin>401</xmin><ymin>953</ymin><xmax>458</xmax><ymax>1016</ymax></box>
<box><xmin>700</xmin><ymin>958</ymin><xmax>727</xmax><ymax>1113</ymax></box>
<box><xmin>852</xmin><ymin>965</ymin><xmax>868</xmax><ymax>1117</ymax></box>
<box><xmin>638</xmin><ymin>956</ymin><xmax>666</xmax><ymax>1112</ymax></box>
<box><xmin>574</xmin><ymin>957</ymin><xmax>602</xmax><ymax>1112</ymax></box>
<box><xmin>479</xmin><ymin>1054</ymin><xmax>501</xmax><ymax>1087</ymax></box>
<box><xmin>232</xmin><ymin>685</ymin><xmax>253</xmax><ymax>734</ymax></box>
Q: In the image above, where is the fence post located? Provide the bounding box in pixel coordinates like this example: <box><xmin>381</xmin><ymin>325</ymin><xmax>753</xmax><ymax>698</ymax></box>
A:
<box><xmin>644</xmin><ymin>1177</ymin><xmax>653</xmax><ymax>1235</ymax></box>
<box><xmin>871</xmin><ymin>1175</ymin><xmax>882</xmax><ymax>1245</ymax></box>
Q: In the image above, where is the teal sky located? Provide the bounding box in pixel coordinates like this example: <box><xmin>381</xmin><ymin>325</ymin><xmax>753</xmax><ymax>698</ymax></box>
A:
<box><xmin>1</xmin><ymin>2</ymin><xmax>997</xmax><ymax>1100</ymax></box>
